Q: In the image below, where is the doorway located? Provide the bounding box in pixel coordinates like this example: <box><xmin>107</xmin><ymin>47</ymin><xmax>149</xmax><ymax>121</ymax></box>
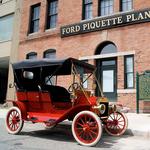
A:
<box><xmin>0</xmin><ymin>57</ymin><xmax>9</xmax><ymax>104</ymax></box>
<box><xmin>95</xmin><ymin>41</ymin><xmax>117</xmax><ymax>101</ymax></box>
<box><xmin>98</xmin><ymin>58</ymin><xmax>117</xmax><ymax>101</ymax></box>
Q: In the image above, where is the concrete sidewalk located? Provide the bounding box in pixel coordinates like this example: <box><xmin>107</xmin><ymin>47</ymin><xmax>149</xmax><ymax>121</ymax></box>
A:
<box><xmin>0</xmin><ymin>108</ymin><xmax>150</xmax><ymax>138</ymax></box>
<box><xmin>126</xmin><ymin>113</ymin><xmax>150</xmax><ymax>138</ymax></box>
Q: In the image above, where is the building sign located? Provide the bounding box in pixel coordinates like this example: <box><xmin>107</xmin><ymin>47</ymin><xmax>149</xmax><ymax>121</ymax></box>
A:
<box><xmin>61</xmin><ymin>8</ymin><xmax>150</xmax><ymax>38</ymax></box>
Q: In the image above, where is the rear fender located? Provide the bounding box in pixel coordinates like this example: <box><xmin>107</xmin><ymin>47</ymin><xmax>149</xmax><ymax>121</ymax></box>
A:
<box><xmin>12</xmin><ymin>101</ymin><xmax>27</xmax><ymax>120</ymax></box>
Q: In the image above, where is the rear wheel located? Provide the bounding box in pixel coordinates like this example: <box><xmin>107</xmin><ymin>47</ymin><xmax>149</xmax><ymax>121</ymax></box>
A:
<box><xmin>72</xmin><ymin>111</ymin><xmax>102</xmax><ymax>146</ymax></box>
<box><xmin>104</xmin><ymin>111</ymin><xmax>128</xmax><ymax>136</ymax></box>
<box><xmin>5</xmin><ymin>107</ymin><xmax>24</xmax><ymax>134</ymax></box>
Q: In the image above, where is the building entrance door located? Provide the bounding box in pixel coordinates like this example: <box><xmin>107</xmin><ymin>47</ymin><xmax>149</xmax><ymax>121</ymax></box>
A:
<box><xmin>97</xmin><ymin>58</ymin><xmax>117</xmax><ymax>101</ymax></box>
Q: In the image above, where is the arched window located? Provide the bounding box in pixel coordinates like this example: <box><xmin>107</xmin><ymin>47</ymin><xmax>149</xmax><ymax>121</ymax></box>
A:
<box><xmin>101</xmin><ymin>43</ymin><xmax>117</xmax><ymax>54</ymax></box>
<box><xmin>96</xmin><ymin>42</ymin><xmax>117</xmax><ymax>55</ymax></box>
<box><xmin>26</xmin><ymin>52</ymin><xmax>37</xmax><ymax>59</ymax></box>
<box><xmin>43</xmin><ymin>49</ymin><xmax>56</xmax><ymax>59</ymax></box>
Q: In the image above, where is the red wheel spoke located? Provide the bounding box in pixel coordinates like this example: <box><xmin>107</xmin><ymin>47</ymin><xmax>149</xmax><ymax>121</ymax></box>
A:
<box><xmin>80</xmin><ymin>118</ymin><xmax>85</xmax><ymax>124</ymax></box>
<box><xmin>89</xmin><ymin>129</ymin><xmax>98</xmax><ymax>136</ymax></box>
<box><xmin>78</xmin><ymin>130</ymin><xmax>84</xmax><ymax>136</ymax></box>
<box><xmin>9</xmin><ymin>122</ymin><xmax>13</xmax><ymax>126</ymax></box>
<box><xmin>90</xmin><ymin>126</ymin><xmax>98</xmax><ymax>130</ymax></box>
<box><xmin>118</xmin><ymin>123</ymin><xmax>124</xmax><ymax>127</ymax></box>
<box><xmin>116</xmin><ymin>113</ymin><xmax>119</xmax><ymax>120</ymax></box>
<box><xmin>84</xmin><ymin>115</ymin><xmax>87</xmax><ymax>123</ymax></box>
<box><xmin>109</xmin><ymin>115</ymin><xmax>114</xmax><ymax>120</ymax></box>
<box><xmin>118</xmin><ymin>120</ymin><xmax>124</xmax><ymax>122</ymax></box>
<box><xmin>88</xmin><ymin>117</ymin><xmax>92</xmax><ymax>122</ymax></box>
<box><xmin>88</xmin><ymin>132</ymin><xmax>94</xmax><ymax>140</ymax></box>
<box><xmin>117</xmin><ymin>115</ymin><xmax>122</xmax><ymax>121</ymax></box>
<box><xmin>113</xmin><ymin>113</ymin><xmax>117</xmax><ymax>120</ymax></box>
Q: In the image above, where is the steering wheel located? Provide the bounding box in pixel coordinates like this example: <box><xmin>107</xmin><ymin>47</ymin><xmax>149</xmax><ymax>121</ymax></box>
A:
<box><xmin>68</xmin><ymin>82</ymin><xmax>79</xmax><ymax>93</ymax></box>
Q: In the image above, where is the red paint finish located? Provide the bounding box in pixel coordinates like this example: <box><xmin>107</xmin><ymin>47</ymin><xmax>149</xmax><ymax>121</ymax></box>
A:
<box><xmin>74</xmin><ymin>114</ymin><xmax>99</xmax><ymax>144</ymax></box>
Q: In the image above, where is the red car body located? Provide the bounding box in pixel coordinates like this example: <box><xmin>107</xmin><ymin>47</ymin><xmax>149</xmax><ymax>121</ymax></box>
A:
<box><xmin>6</xmin><ymin>58</ymin><xmax>128</xmax><ymax>146</ymax></box>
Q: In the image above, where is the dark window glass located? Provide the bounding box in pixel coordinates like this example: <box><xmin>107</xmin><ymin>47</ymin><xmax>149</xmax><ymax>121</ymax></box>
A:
<box><xmin>83</xmin><ymin>0</ymin><xmax>93</xmax><ymax>20</ymax></box>
<box><xmin>44</xmin><ymin>49</ymin><xmax>56</xmax><ymax>85</ymax></box>
<box><xmin>26</xmin><ymin>52</ymin><xmax>37</xmax><ymax>59</ymax></box>
<box><xmin>124</xmin><ymin>55</ymin><xmax>134</xmax><ymax>89</ymax></box>
<box><xmin>120</xmin><ymin>0</ymin><xmax>132</xmax><ymax>11</ymax></box>
<box><xmin>46</xmin><ymin>0</ymin><xmax>58</xmax><ymax>29</ymax></box>
<box><xmin>99</xmin><ymin>0</ymin><xmax>114</xmax><ymax>16</ymax></box>
<box><xmin>101</xmin><ymin>44</ymin><xmax>117</xmax><ymax>54</ymax></box>
<box><xmin>0</xmin><ymin>14</ymin><xmax>14</xmax><ymax>41</ymax></box>
<box><xmin>43</xmin><ymin>49</ymin><xmax>56</xmax><ymax>59</ymax></box>
<box><xmin>29</xmin><ymin>4</ymin><xmax>40</xmax><ymax>33</ymax></box>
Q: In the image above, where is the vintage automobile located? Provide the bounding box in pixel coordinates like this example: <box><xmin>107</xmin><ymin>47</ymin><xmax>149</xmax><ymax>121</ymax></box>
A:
<box><xmin>6</xmin><ymin>58</ymin><xmax>128</xmax><ymax>146</ymax></box>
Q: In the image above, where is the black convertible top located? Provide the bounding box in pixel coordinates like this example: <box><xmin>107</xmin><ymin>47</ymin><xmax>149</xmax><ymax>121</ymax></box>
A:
<box><xmin>12</xmin><ymin>57</ymin><xmax>95</xmax><ymax>71</ymax></box>
<box><xmin>12</xmin><ymin>58</ymin><xmax>95</xmax><ymax>90</ymax></box>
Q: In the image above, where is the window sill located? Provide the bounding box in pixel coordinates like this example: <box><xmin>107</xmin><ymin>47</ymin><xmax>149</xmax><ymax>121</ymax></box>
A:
<box><xmin>45</xmin><ymin>28</ymin><xmax>57</xmax><ymax>32</ymax></box>
<box><xmin>28</xmin><ymin>32</ymin><xmax>39</xmax><ymax>37</ymax></box>
<box><xmin>117</xmin><ymin>89</ymin><xmax>136</xmax><ymax>94</ymax></box>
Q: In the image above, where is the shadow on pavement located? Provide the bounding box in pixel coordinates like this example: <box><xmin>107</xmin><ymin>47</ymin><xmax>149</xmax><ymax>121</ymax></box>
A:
<box><xmin>19</xmin><ymin>124</ymin><xmax>133</xmax><ymax>148</ymax></box>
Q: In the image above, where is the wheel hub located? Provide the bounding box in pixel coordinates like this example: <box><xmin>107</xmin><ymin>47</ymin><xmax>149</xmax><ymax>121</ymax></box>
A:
<box><xmin>113</xmin><ymin>120</ymin><xmax>118</xmax><ymax>126</ymax></box>
<box><xmin>12</xmin><ymin>117</ymin><xmax>19</xmax><ymax>124</ymax></box>
<box><xmin>83</xmin><ymin>124</ymin><xmax>90</xmax><ymax>132</ymax></box>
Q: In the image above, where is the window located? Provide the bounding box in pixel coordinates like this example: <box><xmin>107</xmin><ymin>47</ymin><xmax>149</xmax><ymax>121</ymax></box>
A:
<box><xmin>44</xmin><ymin>49</ymin><xmax>56</xmax><ymax>85</ymax></box>
<box><xmin>29</xmin><ymin>4</ymin><xmax>40</xmax><ymax>33</ymax></box>
<box><xmin>100</xmin><ymin>43</ymin><xmax>117</xmax><ymax>54</ymax></box>
<box><xmin>23</xmin><ymin>71</ymin><xmax>34</xmax><ymax>80</ymax></box>
<box><xmin>26</xmin><ymin>52</ymin><xmax>37</xmax><ymax>59</ymax></box>
<box><xmin>0</xmin><ymin>14</ymin><xmax>14</xmax><ymax>42</ymax></box>
<box><xmin>99</xmin><ymin>0</ymin><xmax>114</xmax><ymax>16</ymax></box>
<box><xmin>124</xmin><ymin>55</ymin><xmax>134</xmax><ymax>89</ymax></box>
<box><xmin>43</xmin><ymin>49</ymin><xmax>56</xmax><ymax>59</ymax></box>
<box><xmin>120</xmin><ymin>0</ymin><xmax>132</xmax><ymax>11</ymax></box>
<box><xmin>82</xmin><ymin>0</ymin><xmax>93</xmax><ymax>20</ymax></box>
<box><xmin>46</xmin><ymin>0</ymin><xmax>58</xmax><ymax>29</ymax></box>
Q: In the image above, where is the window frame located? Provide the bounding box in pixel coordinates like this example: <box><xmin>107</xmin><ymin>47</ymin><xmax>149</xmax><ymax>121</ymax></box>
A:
<box><xmin>124</xmin><ymin>55</ymin><xmax>134</xmax><ymax>89</ymax></box>
<box><xmin>82</xmin><ymin>0</ymin><xmax>93</xmax><ymax>20</ymax></box>
<box><xmin>26</xmin><ymin>52</ymin><xmax>37</xmax><ymax>59</ymax></box>
<box><xmin>43</xmin><ymin>49</ymin><xmax>56</xmax><ymax>58</ymax></box>
<box><xmin>46</xmin><ymin>0</ymin><xmax>58</xmax><ymax>29</ymax></box>
<box><xmin>29</xmin><ymin>3</ymin><xmax>40</xmax><ymax>34</ymax></box>
<box><xmin>98</xmin><ymin>0</ymin><xmax>114</xmax><ymax>16</ymax></box>
<box><xmin>120</xmin><ymin>0</ymin><xmax>133</xmax><ymax>12</ymax></box>
<box><xmin>0</xmin><ymin>13</ymin><xmax>14</xmax><ymax>42</ymax></box>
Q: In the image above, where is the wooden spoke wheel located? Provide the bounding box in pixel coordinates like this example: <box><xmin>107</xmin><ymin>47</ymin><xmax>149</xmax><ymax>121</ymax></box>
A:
<box><xmin>72</xmin><ymin>111</ymin><xmax>102</xmax><ymax>146</ymax></box>
<box><xmin>5</xmin><ymin>107</ymin><xmax>24</xmax><ymax>134</ymax></box>
<box><xmin>104</xmin><ymin>111</ymin><xmax>128</xmax><ymax>136</ymax></box>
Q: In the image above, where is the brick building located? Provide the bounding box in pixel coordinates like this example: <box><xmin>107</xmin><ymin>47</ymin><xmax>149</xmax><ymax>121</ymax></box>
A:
<box><xmin>18</xmin><ymin>0</ymin><xmax>150</xmax><ymax>112</ymax></box>
<box><xmin>0</xmin><ymin>0</ymin><xmax>22</xmax><ymax>104</ymax></box>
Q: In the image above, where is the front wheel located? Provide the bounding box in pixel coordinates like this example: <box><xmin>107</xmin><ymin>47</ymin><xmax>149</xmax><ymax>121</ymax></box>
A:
<box><xmin>72</xmin><ymin>111</ymin><xmax>102</xmax><ymax>146</ymax></box>
<box><xmin>5</xmin><ymin>107</ymin><xmax>24</xmax><ymax>134</ymax></box>
<box><xmin>104</xmin><ymin>111</ymin><xmax>128</xmax><ymax>136</ymax></box>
